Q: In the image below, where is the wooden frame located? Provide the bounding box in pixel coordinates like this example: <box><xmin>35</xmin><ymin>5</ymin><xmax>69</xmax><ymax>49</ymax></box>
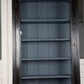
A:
<box><xmin>12</xmin><ymin>0</ymin><xmax>80</xmax><ymax>84</ymax></box>
<box><xmin>71</xmin><ymin>0</ymin><xmax>80</xmax><ymax>84</ymax></box>
<box><xmin>12</xmin><ymin>0</ymin><xmax>21</xmax><ymax>84</ymax></box>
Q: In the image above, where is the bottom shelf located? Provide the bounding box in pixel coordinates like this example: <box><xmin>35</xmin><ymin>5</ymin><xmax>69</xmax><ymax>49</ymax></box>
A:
<box><xmin>21</xmin><ymin>77</ymin><xmax>72</xmax><ymax>84</ymax></box>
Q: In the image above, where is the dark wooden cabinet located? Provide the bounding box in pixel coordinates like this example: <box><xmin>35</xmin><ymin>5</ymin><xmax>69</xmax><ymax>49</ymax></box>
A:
<box><xmin>12</xmin><ymin>0</ymin><xmax>80</xmax><ymax>84</ymax></box>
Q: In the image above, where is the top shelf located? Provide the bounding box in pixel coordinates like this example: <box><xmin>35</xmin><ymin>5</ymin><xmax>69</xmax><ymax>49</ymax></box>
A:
<box><xmin>21</xmin><ymin>19</ymin><xmax>70</xmax><ymax>23</ymax></box>
<box><xmin>20</xmin><ymin>0</ymin><xmax>70</xmax><ymax>2</ymax></box>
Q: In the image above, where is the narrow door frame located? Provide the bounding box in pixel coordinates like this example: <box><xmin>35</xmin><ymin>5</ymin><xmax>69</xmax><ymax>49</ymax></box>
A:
<box><xmin>12</xmin><ymin>0</ymin><xmax>80</xmax><ymax>84</ymax></box>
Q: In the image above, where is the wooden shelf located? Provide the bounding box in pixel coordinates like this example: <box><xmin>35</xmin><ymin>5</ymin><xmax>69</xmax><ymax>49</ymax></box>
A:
<box><xmin>20</xmin><ymin>0</ymin><xmax>70</xmax><ymax>2</ymax></box>
<box><xmin>20</xmin><ymin>19</ymin><xmax>70</xmax><ymax>23</ymax></box>
<box><xmin>21</xmin><ymin>75</ymin><xmax>71</xmax><ymax>80</ymax></box>
<box><xmin>21</xmin><ymin>39</ymin><xmax>70</xmax><ymax>42</ymax></box>
<box><xmin>21</xmin><ymin>58</ymin><xmax>72</xmax><ymax>61</ymax></box>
